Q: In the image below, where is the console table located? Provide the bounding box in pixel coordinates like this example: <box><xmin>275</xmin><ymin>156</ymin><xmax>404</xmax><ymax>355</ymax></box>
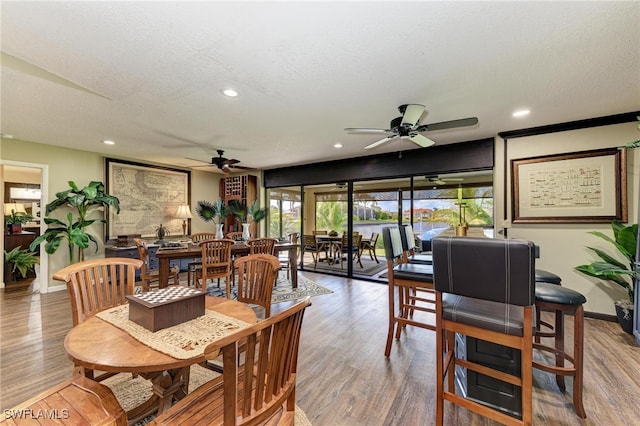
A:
<box><xmin>4</xmin><ymin>231</ymin><xmax>37</xmax><ymax>252</ymax></box>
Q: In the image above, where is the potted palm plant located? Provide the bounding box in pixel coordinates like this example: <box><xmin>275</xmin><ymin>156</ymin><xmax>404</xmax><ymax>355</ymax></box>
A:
<box><xmin>575</xmin><ymin>221</ymin><xmax>637</xmax><ymax>333</ymax></box>
<box><xmin>196</xmin><ymin>199</ymin><xmax>228</xmax><ymax>238</ymax></box>
<box><xmin>29</xmin><ymin>180</ymin><xmax>120</xmax><ymax>264</ymax></box>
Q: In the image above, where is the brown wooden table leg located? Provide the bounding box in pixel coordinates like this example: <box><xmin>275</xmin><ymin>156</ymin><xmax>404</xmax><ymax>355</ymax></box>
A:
<box><xmin>158</xmin><ymin>257</ymin><xmax>169</xmax><ymax>289</ymax></box>
<box><xmin>126</xmin><ymin>367</ymin><xmax>190</xmax><ymax>423</ymax></box>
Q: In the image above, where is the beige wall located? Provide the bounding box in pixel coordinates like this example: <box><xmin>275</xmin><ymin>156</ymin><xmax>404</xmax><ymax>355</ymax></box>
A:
<box><xmin>494</xmin><ymin>122</ymin><xmax>639</xmax><ymax>316</ymax></box>
<box><xmin>0</xmin><ymin>139</ymin><xmax>220</xmax><ymax>292</ymax></box>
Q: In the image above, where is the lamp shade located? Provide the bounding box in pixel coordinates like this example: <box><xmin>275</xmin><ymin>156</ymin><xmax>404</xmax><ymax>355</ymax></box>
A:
<box><xmin>176</xmin><ymin>204</ymin><xmax>193</xmax><ymax>219</ymax></box>
<box><xmin>4</xmin><ymin>203</ymin><xmax>26</xmax><ymax>216</ymax></box>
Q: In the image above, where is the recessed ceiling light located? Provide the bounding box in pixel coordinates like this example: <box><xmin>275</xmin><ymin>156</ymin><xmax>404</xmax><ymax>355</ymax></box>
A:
<box><xmin>222</xmin><ymin>89</ymin><xmax>238</xmax><ymax>97</ymax></box>
<box><xmin>512</xmin><ymin>109</ymin><xmax>530</xmax><ymax>118</ymax></box>
<box><xmin>334</xmin><ymin>143</ymin><xmax>343</xmax><ymax>148</ymax></box>
<box><xmin>102</xmin><ymin>140</ymin><xmax>115</xmax><ymax>145</ymax></box>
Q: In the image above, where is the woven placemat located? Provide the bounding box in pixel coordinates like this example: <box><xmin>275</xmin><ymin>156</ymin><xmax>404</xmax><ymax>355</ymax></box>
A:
<box><xmin>96</xmin><ymin>305</ymin><xmax>250</xmax><ymax>359</ymax></box>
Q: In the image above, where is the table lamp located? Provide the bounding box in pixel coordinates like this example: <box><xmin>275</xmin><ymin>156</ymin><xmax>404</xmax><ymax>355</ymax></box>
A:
<box><xmin>176</xmin><ymin>204</ymin><xmax>193</xmax><ymax>236</ymax></box>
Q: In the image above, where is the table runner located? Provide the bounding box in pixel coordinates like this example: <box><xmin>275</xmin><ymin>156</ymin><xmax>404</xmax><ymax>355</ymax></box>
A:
<box><xmin>96</xmin><ymin>305</ymin><xmax>251</xmax><ymax>359</ymax></box>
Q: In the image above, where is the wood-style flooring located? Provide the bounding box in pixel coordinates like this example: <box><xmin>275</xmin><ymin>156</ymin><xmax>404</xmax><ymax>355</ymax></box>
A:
<box><xmin>1</xmin><ymin>272</ymin><xmax>639</xmax><ymax>425</ymax></box>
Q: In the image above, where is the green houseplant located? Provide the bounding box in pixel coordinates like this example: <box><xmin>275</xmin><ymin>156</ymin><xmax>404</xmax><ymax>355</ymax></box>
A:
<box><xmin>29</xmin><ymin>180</ymin><xmax>120</xmax><ymax>264</ymax></box>
<box><xmin>575</xmin><ymin>221</ymin><xmax>637</xmax><ymax>333</ymax></box>
<box><xmin>4</xmin><ymin>247</ymin><xmax>39</xmax><ymax>284</ymax></box>
<box><xmin>5</xmin><ymin>209</ymin><xmax>34</xmax><ymax>234</ymax></box>
<box><xmin>196</xmin><ymin>199</ymin><xmax>228</xmax><ymax>238</ymax></box>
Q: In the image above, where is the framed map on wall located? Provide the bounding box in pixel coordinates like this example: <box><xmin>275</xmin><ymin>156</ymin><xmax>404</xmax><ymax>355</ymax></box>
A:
<box><xmin>106</xmin><ymin>159</ymin><xmax>191</xmax><ymax>240</ymax></box>
<box><xmin>511</xmin><ymin>147</ymin><xmax>627</xmax><ymax>223</ymax></box>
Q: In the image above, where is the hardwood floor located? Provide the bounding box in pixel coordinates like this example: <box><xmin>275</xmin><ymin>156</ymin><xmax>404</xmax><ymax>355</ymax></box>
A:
<box><xmin>1</xmin><ymin>272</ymin><xmax>639</xmax><ymax>425</ymax></box>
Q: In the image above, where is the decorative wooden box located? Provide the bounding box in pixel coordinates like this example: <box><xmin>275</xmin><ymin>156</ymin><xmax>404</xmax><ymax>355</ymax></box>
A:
<box><xmin>126</xmin><ymin>286</ymin><xmax>205</xmax><ymax>332</ymax></box>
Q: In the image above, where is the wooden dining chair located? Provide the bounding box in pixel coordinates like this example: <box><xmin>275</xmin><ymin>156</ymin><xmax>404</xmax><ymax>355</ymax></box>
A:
<box><xmin>339</xmin><ymin>233</ymin><xmax>363</xmax><ymax>269</ymax></box>
<box><xmin>52</xmin><ymin>257</ymin><xmax>143</xmax><ymax>381</ymax></box>
<box><xmin>149</xmin><ymin>297</ymin><xmax>312</xmax><ymax>426</ymax></box>
<box><xmin>302</xmin><ymin>234</ymin><xmax>323</xmax><ymax>269</ymax></box>
<box><xmin>278</xmin><ymin>232</ymin><xmax>299</xmax><ymax>280</ymax></box>
<box><xmin>196</xmin><ymin>239</ymin><xmax>234</xmax><ymax>296</ymax></box>
<box><xmin>248</xmin><ymin>237</ymin><xmax>277</xmax><ymax>255</ymax></box>
<box><xmin>134</xmin><ymin>238</ymin><xmax>179</xmax><ymax>291</ymax></box>
<box><xmin>225</xmin><ymin>231</ymin><xmax>245</xmax><ymax>241</ymax></box>
<box><xmin>188</xmin><ymin>232</ymin><xmax>217</xmax><ymax>286</ymax></box>
<box><xmin>234</xmin><ymin>254</ymin><xmax>281</xmax><ymax>318</ymax></box>
<box><xmin>432</xmin><ymin>236</ymin><xmax>536</xmax><ymax>426</ymax></box>
<box><xmin>0</xmin><ymin>374</ymin><xmax>127</xmax><ymax>426</ymax></box>
<box><xmin>360</xmin><ymin>232</ymin><xmax>380</xmax><ymax>263</ymax></box>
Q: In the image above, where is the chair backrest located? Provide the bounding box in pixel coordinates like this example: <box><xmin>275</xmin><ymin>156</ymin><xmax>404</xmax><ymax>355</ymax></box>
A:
<box><xmin>203</xmin><ymin>297</ymin><xmax>311</xmax><ymax>425</ymax></box>
<box><xmin>382</xmin><ymin>226</ymin><xmax>404</xmax><ymax>263</ymax></box>
<box><xmin>53</xmin><ymin>257</ymin><xmax>143</xmax><ymax>326</ymax></box>
<box><xmin>341</xmin><ymin>233</ymin><xmax>362</xmax><ymax>250</ymax></box>
<box><xmin>303</xmin><ymin>234</ymin><xmax>317</xmax><ymax>250</ymax></box>
<box><xmin>288</xmin><ymin>232</ymin><xmax>300</xmax><ymax>244</ymax></box>
<box><xmin>248</xmin><ymin>237</ymin><xmax>277</xmax><ymax>255</ymax></box>
<box><xmin>199</xmin><ymin>239</ymin><xmax>234</xmax><ymax>271</ymax></box>
<box><xmin>192</xmin><ymin>232</ymin><xmax>217</xmax><ymax>243</ymax></box>
<box><xmin>225</xmin><ymin>232</ymin><xmax>244</xmax><ymax>242</ymax></box>
<box><xmin>432</xmin><ymin>236</ymin><xmax>535</xmax><ymax>306</ymax></box>
<box><xmin>399</xmin><ymin>224</ymin><xmax>418</xmax><ymax>254</ymax></box>
<box><xmin>370</xmin><ymin>232</ymin><xmax>379</xmax><ymax>246</ymax></box>
<box><xmin>234</xmin><ymin>254</ymin><xmax>281</xmax><ymax>318</ymax></box>
<box><xmin>312</xmin><ymin>230</ymin><xmax>327</xmax><ymax>235</ymax></box>
<box><xmin>133</xmin><ymin>238</ymin><xmax>151</xmax><ymax>272</ymax></box>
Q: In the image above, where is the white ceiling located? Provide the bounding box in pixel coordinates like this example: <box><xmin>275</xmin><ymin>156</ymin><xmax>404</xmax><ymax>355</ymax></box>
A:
<box><xmin>2</xmin><ymin>2</ymin><xmax>639</xmax><ymax>173</ymax></box>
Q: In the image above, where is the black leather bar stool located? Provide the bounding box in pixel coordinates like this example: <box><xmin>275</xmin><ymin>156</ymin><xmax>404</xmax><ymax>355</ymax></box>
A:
<box><xmin>532</xmin><ymin>282</ymin><xmax>587</xmax><ymax>419</ymax></box>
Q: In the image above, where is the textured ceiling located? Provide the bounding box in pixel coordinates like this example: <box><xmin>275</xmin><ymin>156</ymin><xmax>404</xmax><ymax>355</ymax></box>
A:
<box><xmin>1</xmin><ymin>2</ymin><xmax>639</xmax><ymax>173</ymax></box>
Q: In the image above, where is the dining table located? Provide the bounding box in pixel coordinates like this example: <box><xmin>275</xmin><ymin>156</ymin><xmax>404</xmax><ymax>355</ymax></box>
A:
<box><xmin>155</xmin><ymin>241</ymin><xmax>299</xmax><ymax>289</ymax></box>
<box><xmin>64</xmin><ymin>296</ymin><xmax>257</xmax><ymax>424</ymax></box>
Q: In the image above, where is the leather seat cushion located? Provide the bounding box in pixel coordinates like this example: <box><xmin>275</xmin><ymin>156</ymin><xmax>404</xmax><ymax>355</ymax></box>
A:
<box><xmin>535</xmin><ymin>268</ymin><xmax>562</xmax><ymax>285</ymax></box>
<box><xmin>409</xmin><ymin>253</ymin><xmax>432</xmax><ymax>265</ymax></box>
<box><xmin>442</xmin><ymin>293</ymin><xmax>526</xmax><ymax>336</ymax></box>
<box><xmin>393</xmin><ymin>263</ymin><xmax>433</xmax><ymax>282</ymax></box>
<box><xmin>535</xmin><ymin>282</ymin><xmax>586</xmax><ymax>306</ymax></box>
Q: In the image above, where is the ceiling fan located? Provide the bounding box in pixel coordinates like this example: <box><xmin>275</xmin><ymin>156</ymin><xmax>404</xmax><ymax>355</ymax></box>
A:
<box><xmin>188</xmin><ymin>150</ymin><xmax>253</xmax><ymax>173</ymax></box>
<box><xmin>425</xmin><ymin>175</ymin><xmax>464</xmax><ymax>185</ymax></box>
<box><xmin>344</xmin><ymin>104</ymin><xmax>478</xmax><ymax>150</ymax></box>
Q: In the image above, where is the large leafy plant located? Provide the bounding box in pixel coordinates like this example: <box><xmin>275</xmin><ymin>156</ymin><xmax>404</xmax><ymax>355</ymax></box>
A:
<box><xmin>29</xmin><ymin>181</ymin><xmax>120</xmax><ymax>264</ymax></box>
<box><xmin>575</xmin><ymin>221</ymin><xmax>637</xmax><ymax>305</ymax></box>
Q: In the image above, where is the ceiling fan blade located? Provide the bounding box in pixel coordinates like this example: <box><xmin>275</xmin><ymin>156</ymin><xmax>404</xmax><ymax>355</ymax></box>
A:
<box><xmin>364</xmin><ymin>136</ymin><xmax>396</xmax><ymax>150</ymax></box>
<box><xmin>225</xmin><ymin>159</ymin><xmax>240</xmax><ymax>166</ymax></box>
<box><xmin>185</xmin><ymin>157</ymin><xmax>210</xmax><ymax>164</ymax></box>
<box><xmin>421</xmin><ymin>117</ymin><xmax>479</xmax><ymax>132</ymax></box>
<box><xmin>408</xmin><ymin>133</ymin><xmax>436</xmax><ymax>148</ymax></box>
<box><xmin>344</xmin><ymin>128</ymin><xmax>391</xmax><ymax>134</ymax></box>
<box><xmin>400</xmin><ymin>104</ymin><xmax>426</xmax><ymax>127</ymax></box>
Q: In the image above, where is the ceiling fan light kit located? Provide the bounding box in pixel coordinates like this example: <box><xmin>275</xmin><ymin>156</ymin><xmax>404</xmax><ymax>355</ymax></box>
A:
<box><xmin>345</xmin><ymin>104</ymin><xmax>478</xmax><ymax>151</ymax></box>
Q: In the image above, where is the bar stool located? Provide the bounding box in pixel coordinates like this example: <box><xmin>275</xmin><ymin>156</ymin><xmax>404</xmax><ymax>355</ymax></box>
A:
<box><xmin>535</xmin><ymin>269</ymin><xmax>562</xmax><ymax>341</ymax></box>
<box><xmin>532</xmin><ymin>282</ymin><xmax>587</xmax><ymax>419</ymax></box>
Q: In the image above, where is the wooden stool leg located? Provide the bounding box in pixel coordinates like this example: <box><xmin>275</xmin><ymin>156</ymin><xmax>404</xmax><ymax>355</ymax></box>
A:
<box><xmin>554</xmin><ymin>308</ymin><xmax>565</xmax><ymax>390</ymax></box>
<box><xmin>385</xmin><ymin>283</ymin><xmax>396</xmax><ymax>357</ymax></box>
<box><xmin>573</xmin><ymin>305</ymin><xmax>586</xmax><ymax>418</ymax></box>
